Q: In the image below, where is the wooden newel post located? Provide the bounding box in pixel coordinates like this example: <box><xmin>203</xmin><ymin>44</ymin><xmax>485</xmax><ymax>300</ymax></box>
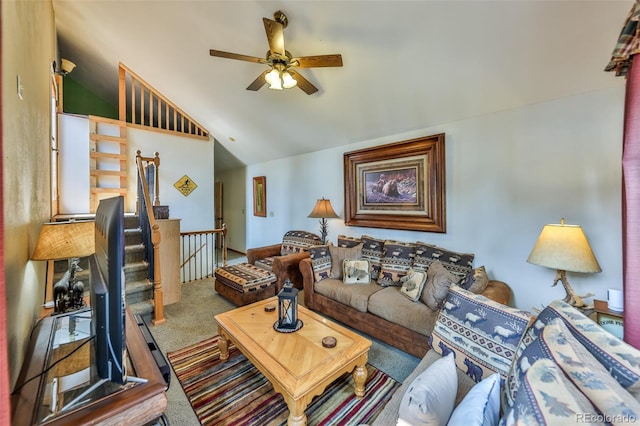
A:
<box><xmin>151</xmin><ymin>223</ymin><xmax>165</xmax><ymax>325</ymax></box>
<box><xmin>153</xmin><ymin>152</ymin><xmax>160</xmax><ymax>206</ymax></box>
<box><xmin>222</xmin><ymin>223</ymin><xmax>228</xmax><ymax>267</ymax></box>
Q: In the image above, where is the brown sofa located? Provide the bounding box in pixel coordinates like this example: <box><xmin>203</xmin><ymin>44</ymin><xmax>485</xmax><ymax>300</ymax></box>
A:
<box><xmin>300</xmin><ymin>257</ymin><xmax>512</xmax><ymax>358</ymax></box>
<box><xmin>246</xmin><ymin>230</ymin><xmax>321</xmax><ymax>289</ymax></box>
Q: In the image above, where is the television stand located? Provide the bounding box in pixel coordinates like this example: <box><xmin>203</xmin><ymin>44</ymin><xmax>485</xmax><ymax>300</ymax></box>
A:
<box><xmin>11</xmin><ymin>307</ymin><xmax>167</xmax><ymax>425</ymax></box>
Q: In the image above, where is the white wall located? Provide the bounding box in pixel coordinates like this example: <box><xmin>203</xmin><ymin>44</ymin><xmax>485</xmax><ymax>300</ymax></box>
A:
<box><xmin>127</xmin><ymin>128</ymin><xmax>215</xmax><ymax>232</ymax></box>
<box><xmin>246</xmin><ymin>86</ymin><xmax>624</xmax><ymax>311</ymax></box>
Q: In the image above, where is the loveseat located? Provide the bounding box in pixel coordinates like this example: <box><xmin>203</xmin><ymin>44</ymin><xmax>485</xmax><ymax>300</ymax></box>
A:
<box><xmin>372</xmin><ymin>295</ymin><xmax>640</xmax><ymax>425</ymax></box>
<box><xmin>300</xmin><ymin>235</ymin><xmax>512</xmax><ymax>358</ymax></box>
<box><xmin>246</xmin><ymin>230</ymin><xmax>321</xmax><ymax>289</ymax></box>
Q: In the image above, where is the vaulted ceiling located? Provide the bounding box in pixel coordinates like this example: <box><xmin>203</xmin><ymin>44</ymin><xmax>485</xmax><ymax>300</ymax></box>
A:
<box><xmin>52</xmin><ymin>1</ymin><xmax>630</xmax><ymax>171</ymax></box>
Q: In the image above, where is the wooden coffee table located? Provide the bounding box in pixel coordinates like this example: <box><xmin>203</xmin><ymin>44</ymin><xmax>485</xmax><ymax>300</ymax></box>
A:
<box><xmin>214</xmin><ymin>297</ymin><xmax>372</xmax><ymax>426</ymax></box>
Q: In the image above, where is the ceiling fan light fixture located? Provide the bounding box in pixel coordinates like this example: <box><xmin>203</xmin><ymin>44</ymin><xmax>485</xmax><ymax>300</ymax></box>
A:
<box><xmin>265</xmin><ymin>68</ymin><xmax>283</xmax><ymax>90</ymax></box>
<box><xmin>281</xmin><ymin>71</ymin><xmax>297</xmax><ymax>89</ymax></box>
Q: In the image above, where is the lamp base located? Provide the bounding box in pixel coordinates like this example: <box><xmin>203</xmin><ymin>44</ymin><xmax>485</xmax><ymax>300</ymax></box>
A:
<box><xmin>552</xmin><ymin>269</ymin><xmax>594</xmax><ymax>310</ymax></box>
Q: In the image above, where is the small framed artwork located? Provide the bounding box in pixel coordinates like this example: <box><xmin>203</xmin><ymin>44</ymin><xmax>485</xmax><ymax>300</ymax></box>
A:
<box><xmin>344</xmin><ymin>134</ymin><xmax>446</xmax><ymax>232</ymax></box>
<box><xmin>253</xmin><ymin>176</ymin><xmax>267</xmax><ymax>217</ymax></box>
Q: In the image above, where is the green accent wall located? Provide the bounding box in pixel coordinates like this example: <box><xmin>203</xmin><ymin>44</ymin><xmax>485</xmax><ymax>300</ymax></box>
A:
<box><xmin>63</xmin><ymin>77</ymin><xmax>118</xmax><ymax>119</ymax></box>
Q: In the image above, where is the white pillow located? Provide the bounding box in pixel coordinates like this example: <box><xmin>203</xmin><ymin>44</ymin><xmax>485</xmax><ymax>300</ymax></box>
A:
<box><xmin>397</xmin><ymin>352</ymin><xmax>457</xmax><ymax>426</ymax></box>
<box><xmin>447</xmin><ymin>373</ymin><xmax>501</xmax><ymax>426</ymax></box>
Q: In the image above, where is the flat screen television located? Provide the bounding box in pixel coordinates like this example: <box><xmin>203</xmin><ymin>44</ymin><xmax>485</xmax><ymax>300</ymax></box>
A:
<box><xmin>90</xmin><ymin>196</ymin><xmax>126</xmax><ymax>384</ymax></box>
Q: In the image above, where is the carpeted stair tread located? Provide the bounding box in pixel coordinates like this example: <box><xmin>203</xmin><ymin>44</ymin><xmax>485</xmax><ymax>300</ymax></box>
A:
<box><xmin>128</xmin><ymin>300</ymin><xmax>154</xmax><ymax>317</ymax></box>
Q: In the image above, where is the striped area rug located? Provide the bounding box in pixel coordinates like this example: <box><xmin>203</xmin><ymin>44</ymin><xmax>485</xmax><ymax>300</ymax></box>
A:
<box><xmin>167</xmin><ymin>335</ymin><xmax>399</xmax><ymax>426</ymax></box>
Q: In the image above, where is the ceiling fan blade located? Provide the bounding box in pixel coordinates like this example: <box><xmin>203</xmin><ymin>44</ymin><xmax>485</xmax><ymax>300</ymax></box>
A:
<box><xmin>293</xmin><ymin>54</ymin><xmax>343</xmax><ymax>68</ymax></box>
<box><xmin>263</xmin><ymin>18</ymin><xmax>285</xmax><ymax>57</ymax></box>
<box><xmin>210</xmin><ymin>49</ymin><xmax>265</xmax><ymax>64</ymax></box>
<box><xmin>247</xmin><ymin>70</ymin><xmax>269</xmax><ymax>91</ymax></box>
<box><xmin>288</xmin><ymin>70</ymin><xmax>318</xmax><ymax>95</ymax></box>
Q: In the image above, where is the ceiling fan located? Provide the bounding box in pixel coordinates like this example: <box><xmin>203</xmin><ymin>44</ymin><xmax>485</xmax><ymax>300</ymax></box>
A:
<box><xmin>209</xmin><ymin>11</ymin><xmax>343</xmax><ymax>95</ymax></box>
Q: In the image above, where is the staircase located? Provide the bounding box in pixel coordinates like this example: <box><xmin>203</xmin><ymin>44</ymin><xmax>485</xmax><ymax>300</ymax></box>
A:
<box><xmin>124</xmin><ymin>214</ymin><xmax>155</xmax><ymax>317</ymax></box>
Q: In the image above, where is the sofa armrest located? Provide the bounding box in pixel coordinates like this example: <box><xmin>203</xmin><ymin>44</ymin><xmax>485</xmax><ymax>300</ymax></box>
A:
<box><xmin>480</xmin><ymin>280</ymin><xmax>512</xmax><ymax>306</ymax></box>
<box><xmin>246</xmin><ymin>243</ymin><xmax>282</xmax><ymax>264</ymax></box>
<box><xmin>271</xmin><ymin>251</ymin><xmax>310</xmax><ymax>290</ymax></box>
<box><xmin>300</xmin><ymin>258</ymin><xmax>316</xmax><ymax>309</ymax></box>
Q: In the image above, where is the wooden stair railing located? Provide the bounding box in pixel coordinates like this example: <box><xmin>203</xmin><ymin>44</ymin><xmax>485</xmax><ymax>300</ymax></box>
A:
<box><xmin>180</xmin><ymin>225</ymin><xmax>227</xmax><ymax>283</ymax></box>
<box><xmin>136</xmin><ymin>153</ymin><xmax>164</xmax><ymax>325</ymax></box>
<box><xmin>89</xmin><ymin>116</ymin><xmax>128</xmax><ymax>213</ymax></box>
<box><xmin>119</xmin><ymin>62</ymin><xmax>210</xmax><ymax>141</ymax></box>
<box><xmin>135</xmin><ymin>150</ymin><xmax>161</xmax><ymax>213</ymax></box>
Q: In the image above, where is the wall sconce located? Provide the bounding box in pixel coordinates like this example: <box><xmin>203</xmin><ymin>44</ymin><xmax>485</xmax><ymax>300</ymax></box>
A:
<box><xmin>53</xmin><ymin>58</ymin><xmax>76</xmax><ymax>76</ymax></box>
<box><xmin>307</xmin><ymin>198</ymin><xmax>339</xmax><ymax>244</ymax></box>
<box><xmin>527</xmin><ymin>218</ymin><xmax>601</xmax><ymax>310</ymax></box>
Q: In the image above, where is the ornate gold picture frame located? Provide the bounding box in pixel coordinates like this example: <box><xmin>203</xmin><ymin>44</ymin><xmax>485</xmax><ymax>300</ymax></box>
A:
<box><xmin>344</xmin><ymin>134</ymin><xmax>446</xmax><ymax>232</ymax></box>
<box><xmin>253</xmin><ymin>176</ymin><xmax>267</xmax><ymax>217</ymax></box>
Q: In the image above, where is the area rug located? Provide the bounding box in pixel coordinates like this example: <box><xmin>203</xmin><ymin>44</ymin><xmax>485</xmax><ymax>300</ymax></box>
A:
<box><xmin>167</xmin><ymin>335</ymin><xmax>400</xmax><ymax>426</ymax></box>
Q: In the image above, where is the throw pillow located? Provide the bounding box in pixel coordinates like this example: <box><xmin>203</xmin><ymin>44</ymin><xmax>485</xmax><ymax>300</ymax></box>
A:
<box><xmin>431</xmin><ymin>286</ymin><xmax>532</xmax><ymax>383</ymax></box>
<box><xmin>459</xmin><ymin>266</ymin><xmax>489</xmax><ymax>294</ymax></box>
<box><xmin>360</xmin><ymin>235</ymin><xmax>384</xmax><ymax>281</ymax></box>
<box><xmin>308</xmin><ymin>245</ymin><xmax>332</xmax><ymax>282</ymax></box>
<box><xmin>329</xmin><ymin>243</ymin><xmax>363</xmax><ymax>280</ymax></box>
<box><xmin>501</xmin><ymin>358</ymin><xmax>601</xmax><ymax>425</ymax></box>
<box><xmin>397</xmin><ymin>353</ymin><xmax>457</xmax><ymax>426</ymax></box>
<box><xmin>421</xmin><ymin>261</ymin><xmax>457</xmax><ymax>310</ymax></box>
<box><xmin>377</xmin><ymin>240</ymin><xmax>416</xmax><ymax>287</ymax></box>
<box><xmin>413</xmin><ymin>241</ymin><xmax>474</xmax><ymax>280</ymax></box>
<box><xmin>505</xmin><ymin>299</ymin><xmax>640</xmax><ymax>409</ymax></box>
<box><xmin>280</xmin><ymin>230</ymin><xmax>322</xmax><ymax>255</ymax></box>
<box><xmin>337</xmin><ymin>234</ymin><xmax>362</xmax><ymax>248</ymax></box>
<box><xmin>342</xmin><ymin>259</ymin><xmax>371</xmax><ymax>284</ymax></box>
<box><xmin>399</xmin><ymin>268</ymin><xmax>428</xmax><ymax>302</ymax></box>
<box><xmin>448</xmin><ymin>373</ymin><xmax>502</xmax><ymax>426</ymax></box>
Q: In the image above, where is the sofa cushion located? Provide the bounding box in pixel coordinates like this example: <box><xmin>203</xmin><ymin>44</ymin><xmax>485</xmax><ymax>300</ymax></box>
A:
<box><xmin>360</xmin><ymin>235</ymin><xmax>385</xmax><ymax>281</ymax></box>
<box><xmin>313</xmin><ymin>278</ymin><xmax>382</xmax><ymax>313</ymax></box>
<box><xmin>431</xmin><ymin>286</ymin><xmax>532</xmax><ymax>383</ymax></box>
<box><xmin>448</xmin><ymin>373</ymin><xmax>502</xmax><ymax>426</ymax></box>
<box><xmin>337</xmin><ymin>234</ymin><xmax>362</xmax><ymax>248</ymax></box>
<box><xmin>500</xmin><ymin>358</ymin><xmax>602</xmax><ymax>425</ymax></box>
<box><xmin>377</xmin><ymin>240</ymin><xmax>416</xmax><ymax>287</ymax></box>
<box><xmin>329</xmin><ymin>243</ymin><xmax>363</xmax><ymax>279</ymax></box>
<box><xmin>399</xmin><ymin>268</ymin><xmax>428</xmax><ymax>302</ymax></box>
<box><xmin>413</xmin><ymin>242</ymin><xmax>474</xmax><ymax>279</ymax></box>
<box><xmin>422</xmin><ymin>261</ymin><xmax>457</xmax><ymax>310</ymax></box>
<box><xmin>546</xmin><ymin>319</ymin><xmax>640</xmax><ymax>419</ymax></box>
<box><xmin>308</xmin><ymin>245</ymin><xmax>332</xmax><ymax>282</ymax></box>
<box><xmin>368</xmin><ymin>287</ymin><xmax>438</xmax><ymax>336</ymax></box>
<box><xmin>506</xmin><ymin>299</ymin><xmax>640</xmax><ymax>408</ymax></box>
<box><xmin>397</xmin><ymin>353</ymin><xmax>457</xmax><ymax>426</ymax></box>
<box><xmin>254</xmin><ymin>256</ymin><xmax>274</xmax><ymax>271</ymax></box>
<box><xmin>459</xmin><ymin>266</ymin><xmax>489</xmax><ymax>294</ymax></box>
<box><xmin>343</xmin><ymin>259</ymin><xmax>371</xmax><ymax>284</ymax></box>
<box><xmin>280</xmin><ymin>230</ymin><xmax>321</xmax><ymax>255</ymax></box>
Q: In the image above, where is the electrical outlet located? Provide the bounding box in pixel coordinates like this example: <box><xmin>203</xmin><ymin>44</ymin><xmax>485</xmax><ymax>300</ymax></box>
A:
<box><xmin>269</xmin><ymin>211</ymin><xmax>274</xmax><ymax>217</ymax></box>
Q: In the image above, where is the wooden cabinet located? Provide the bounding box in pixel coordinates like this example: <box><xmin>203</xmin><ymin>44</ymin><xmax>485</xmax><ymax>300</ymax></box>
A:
<box><xmin>157</xmin><ymin>218</ymin><xmax>181</xmax><ymax>305</ymax></box>
<box><xmin>11</xmin><ymin>308</ymin><xmax>167</xmax><ymax>425</ymax></box>
<box><xmin>593</xmin><ymin>299</ymin><xmax>624</xmax><ymax>339</ymax></box>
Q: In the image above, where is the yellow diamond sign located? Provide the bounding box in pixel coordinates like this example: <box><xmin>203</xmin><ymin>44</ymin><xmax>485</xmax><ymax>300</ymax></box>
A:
<box><xmin>174</xmin><ymin>175</ymin><xmax>197</xmax><ymax>196</ymax></box>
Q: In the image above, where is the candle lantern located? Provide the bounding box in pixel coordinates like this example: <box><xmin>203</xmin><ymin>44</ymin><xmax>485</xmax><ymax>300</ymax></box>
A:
<box><xmin>277</xmin><ymin>279</ymin><xmax>299</xmax><ymax>331</ymax></box>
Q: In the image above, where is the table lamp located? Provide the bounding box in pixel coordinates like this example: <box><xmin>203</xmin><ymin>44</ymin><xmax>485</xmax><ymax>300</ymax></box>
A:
<box><xmin>527</xmin><ymin>218</ymin><xmax>601</xmax><ymax>309</ymax></box>
<box><xmin>32</xmin><ymin>220</ymin><xmax>95</xmax><ymax>314</ymax></box>
<box><xmin>307</xmin><ymin>198</ymin><xmax>339</xmax><ymax>245</ymax></box>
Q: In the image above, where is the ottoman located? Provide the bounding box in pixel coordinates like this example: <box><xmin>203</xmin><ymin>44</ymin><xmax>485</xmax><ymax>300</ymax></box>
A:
<box><xmin>214</xmin><ymin>263</ymin><xmax>277</xmax><ymax>306</ymax></box>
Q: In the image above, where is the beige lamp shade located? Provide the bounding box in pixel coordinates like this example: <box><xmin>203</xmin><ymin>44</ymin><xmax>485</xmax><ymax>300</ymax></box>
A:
<box><xmin>307</xmin><ymin>198</ymin><xmax>339</xmax><ymax>219</ymax></box>
<box><xmin>31</xmin><ymin>221</ymin><xmax>95</xmax><ymax>261</ymax></box>
<box><xmin>527</xmin><ymin>221</ymin><xmax>601</xmax><ymax>273</ymax></box>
